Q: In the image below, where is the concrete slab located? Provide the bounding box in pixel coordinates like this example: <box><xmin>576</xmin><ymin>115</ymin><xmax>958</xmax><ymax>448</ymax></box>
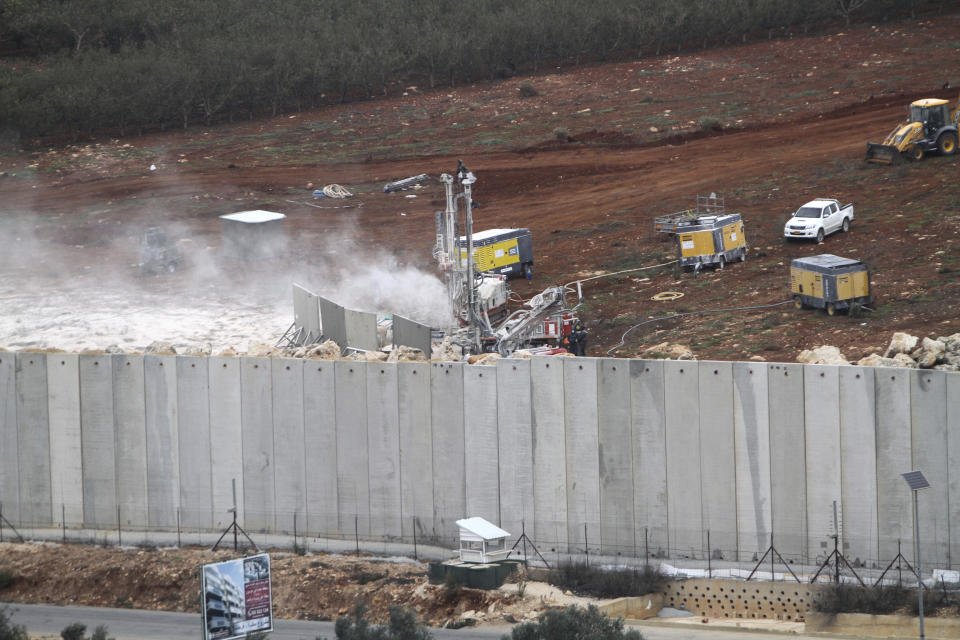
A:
<box><xmin>496</xmin><ymin>358</ymin><xmax>534</xmax><ymax>542</ymax></box>
<box><xmin>303</xmin><ymin>360</ymin><xmax>338</xmax><ymax>535</ymax></box>
<box><xmin>767</xmin><ymin>363</ymin><xmax>807</xmax><ymax>562</ymax></box>
<box><xmin>804</xmin><ymin>365</ymin><xmax>842</xmax><ymax>562</ymax></box>
<box><xmin>79</xmin><ymin>354</ymin><xmax>115</xmax><ymax>528</ymax></box>
<box><xmin>240</xmin><ymin>357</ymin><xmax>274</xmax><ymax>532</ymax></box>
<box><xmin>176</xmin><ymin>356</ymin><xmax>212</xmax><ymax>531</ymax></box>
<box><xmin>564</xmin><ymin>357</ymin><xmax>600</xmax><ymax>554</ymax></box>
<box><xmin>874</xmin><ymin>369</ymin><xmax>913</xmax><ymax>561</ymax></box>
<box><xmin>292</xmin><ymin>284</ymin><xmax>321</xmax><ymax>344</ymax></box>
<box><xmin>16</xmin><ymin>353</ymin><xmax>51</xmax><ymax>525</ymax></box>
<box><xmin>530</xmin><ymin>357</ymin><xmax>567</xmax><ymax>551</ymax></box>
<box><xmin>46</xmin><ymin>354</ymin><xmax>83</xmax><ymax>526</ymax></box>
<box><xmin>431</xmin><ymin>362</ymin><xmax>465</xmax><ymax>545</ymax></box>
<box><xmin>698</xmin><ymin>361</ymin><xmax>736</xmax><ymax>560</ymax></box>
<box><xmin>664</xmin><ymin>360</ymin><xmax>702</xmax><ymax>557</ymax></box>
<box><xmin>344</xmin><ymin>309</ymin><xmax>379</xmax><ymax>351</ymax></box>
<box><xmin>910</xmin><ymin>370</ymin><xmax>949</xmax><ymax>568</ymax></box>
<box><xmin>598</xmin><ymin>359</ymin><xmax>634</xmax><ymax>555</ymax></box>
<box><xmin>318</xmin><ymin>296</ymin><xmax>347</xmax><ymax>347</ymax></box>
<box><xmin>463</xmin><ymin>366</ymin><xmax>499</xmax><ymax>525</ymax></box>
<box><xmin>629</xmin><ymin>359</ymin><xmax>668</xmax><ymax>559</ymax></box>
<box><xmin>144</xmin><ymin>355</ymin><xmax>179</xmax><ymax>529</ymax></box>
<box><xmin>398</xmin><ymin>362</ymin><xmax>433</xmax><ymax>541</ymax></box>
<box><xmin>392</xmin><ymin>315</ymin><xmax>433</xmax><ymax>356</ymax></box>
<box><xmin>733</xmin><ymin>362</ymin><xmax>771</xmax><ymax>562</ymax></box>
<box><xmin>208</xmin><ymin>356</ymin><xmax>244</xmax><ymax>528</ymax></box>
<box><xmin>366</xmin><ymin>363</ymin><xmax>402</xmax><ymax>539</ymax></box>
<box><xmin>112</xmin><ymin>355</ymin><xmax>147</xmax><ymax>529</ymax></box>
<box><xmin>336</xmin><ymin>361</ymin><xmax>370</xmax><ymax>536</ymax></box>
<box><xmin>272</xmin><ymin>358</ymin><xmax>306</xmax><ymax>534</ymax></box>
<box><xmin>0</xmin><ymin>354</ymin><xmax>17</xmax><ymax>524</ymax></box>
<box><xmin>947</xmin><ymin>373</ymin><xmax>960</xmax><ymax>569</ymax></box>
<box><xmin>838</xmin><ymin>366</ymin><xmax>877</xmax><ymax>566</ymax></box>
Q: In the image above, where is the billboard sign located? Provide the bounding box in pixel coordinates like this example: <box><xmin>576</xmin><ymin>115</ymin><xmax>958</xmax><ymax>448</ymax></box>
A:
<box><xmin>202</xmin><ymin>554</ymin><xmax>272</xmax><ymax>640</ymax></box>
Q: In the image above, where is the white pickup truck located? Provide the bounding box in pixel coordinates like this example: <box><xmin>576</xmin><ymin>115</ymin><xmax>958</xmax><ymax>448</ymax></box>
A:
<box><xmin>783</xmin><ymin>199</ymin><xmax>854</xmax><ymax>242</ymax></box>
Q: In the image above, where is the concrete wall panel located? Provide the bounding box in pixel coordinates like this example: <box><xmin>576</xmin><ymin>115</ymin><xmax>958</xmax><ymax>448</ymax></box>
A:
<box><xmin>910</xmin><ymin>370</ymin><xmax>949</xmax><ymax>567</ymax></box>
<box><xmin>768</xmin><ymin>363</ymin><xmax>807</xmax><ymax>562</ymax></box>
<box><xmin>733</xmin><ymin>362</ymin><xmax>771</xmax><ymax>562</ymax></box>
<box><xmin>15</xmin><ymin>353</ymin><xmax>51</xmax><ymax>525</ymax></box>
<box><xmin>947</xmin><ymin>373</ymin><xmax>960</xmax><ymax>568</ymax></box>
<box><xmin>875</xmin><ymin>370</ymin><xmax>913</xmax><ymax>561</ymax></box>
<box><xmin>292</xmin><ymin>284</ymin><xmax>321</xmax><ymax>344</ymax></box>
<box><xmin>0</xmin><ymin>354</ymin><xmax>17</xmax><ymax>524</ymax></box>
<box><xmin>112</xmin><ymin>355</ymin><xmax>147</xmax><ymax>529</ymax></box>
<box><xmin>530</xmin><ymin>357</ymin><xmax>567</xmax><ymax>550</ymax></box>
<box><xmin>838</xmin><ymin>366</ymin><xmax>877</xmax><ymax>566</ymax></box>
<box><xmin>431</xmin><ymin>362</ymin><xmax>465</xmax><ymax>544</ymax></box>
<box><xmin>398</xmin><ymin>362</ymin><xmax>433</xmax><ymax>540</ymax></box>
<box><xmin>699</xmin><ymin>361</ymin><xmax>736</xmax><ymax>560</ymax></box>
<box><xmin>393</xmin><ymin>315</ymin><xmax>433</xmax><ymax>356</ymax></box>
<box><xmin>664</xmin><ymin>360</ymin><xmax>702</xmax><ymax>557</ymax></box>
<box><xmin>464</xmin><ymin>366</ymin><xmax>499</xmax><ymax>525</ymax></box>
<box><xmin>208</xmin><ymin>357</ymin><xmax>244</xmax><ymax>528</ymax></box>
<box><xmin>79</xmin><ymin>354</ymin><xmax>115</xmax><ymax>528</ymax></box>
<box><xmin>598</xmin><ymin>359</ymin><xmax>633</xmax><ymax>555</ymax></box>
<box><xmin>336</xmin><ymin>361</ymin><xmax>370</xmax><ymax>536</ymax></box>
<box><xmin>367</xmin><ymin>363</ymin><xmax>401</xmax><ymax>539</ymax></box>
<box><xmin>630</xmin><ymin>359</ymin><xmax>668</xmax><ymax>558</ymax></box>
<box><xmin>303</xmin><ymin>360</ymin><xmax>337</xmax><ymax>534</ymax></box>
<box><xmin>318</xmin><ymin>297</ymin><xmax>347</xmax><ymax>348</ymax></box>
<box><xmin>47</xmin><ymin>354</ymin><xmax>82</xmax><ymax>525</ymax></box>
<box><xmin>144</xmin><ymin>355</ymin><xmax>179</xmax><ymax>529</ymax></box>
<box><xmin>804</xmin><ymin>365</ymin><xmax>842</xmax><ymax>562</ymax></box>
<box><xmin>272</xmin><ymin>358</ymin><xmax>306</xmax><ymax>534</ymax></box>
<box><xmin>344</xmin><ymin>309</ymin><xmax>379</xmax><ymax>351</ymax></box>
<box><xmin>177</xmin><ymin>356</ymin><xmax>212</xmax><ymax>530</ymax></box>
<box><xmin>564</xmin><ymin>358</ymin><xmax>601</xmax><ymax>554</ymax></box>
<box><xmin>497</xmin><ymin>359</ymin><xmax>534</xmax><ymax>541</ymax></box>
<box><xmin>240</xmin><ymin>357</ymin><xmax>274</xmax><ymax>532</ymax></box>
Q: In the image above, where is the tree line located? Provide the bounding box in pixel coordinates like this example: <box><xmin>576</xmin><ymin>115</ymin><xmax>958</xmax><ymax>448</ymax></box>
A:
<box><xmin>0</xmin><ymin>0</ymin><xmax>951</xmax><ymax>142</ymax></box>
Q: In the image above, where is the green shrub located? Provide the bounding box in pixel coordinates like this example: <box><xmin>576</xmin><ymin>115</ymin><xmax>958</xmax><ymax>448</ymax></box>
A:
<box><xmin>549</xmin><ymin>561</ymin><xmax>666</xmax><ymax>599</ymax></box>
<box><xmin>60</xmin><ymin>624</ymin><xmax>114</xmax><ymax>640</ymax></box>
<box><xmin>518</xmin><ymin>84</ymin><xmax>539</xmax><ymax>98</ymax></box>
<box><xmin>812</xmin><ymin>583</ymin><xmax>959</xmax><ymax>616</ymax></box>
<box><xmin>0</xmin><ymin>570</ymin><xmax>15</xmax><ymax>591</ymax></box>
<box><xmin>0</xmin><ymin>606</ymin><xmax>29</xmax><ymax>640</ymax></box>
<box><xmin>503</xmin><ymin>605</ymin><xmax>642</xmax><ymax>640</ymax></box>
<box><xmin>554</xmin><ymin>128</ymin><xmax>569</xmax><ymax>141</ymax></box>
<box><xmin>332</xmin><ymin>602</ymin><xmax>432</xmax><ymax>640</ymax></box>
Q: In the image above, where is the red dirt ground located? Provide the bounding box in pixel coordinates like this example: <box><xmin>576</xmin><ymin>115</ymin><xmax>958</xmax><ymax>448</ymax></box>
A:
<box><xmin>1</xmin><ymin>14</ymin><xmax>959</xmax><ymax>361</ymax></box>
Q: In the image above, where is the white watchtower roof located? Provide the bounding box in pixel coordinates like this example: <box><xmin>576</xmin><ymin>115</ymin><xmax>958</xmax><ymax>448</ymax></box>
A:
<box><xmin>456</xmin><ymin>517</ymin><xmax>510</xmax><ymax>540</ymax></box>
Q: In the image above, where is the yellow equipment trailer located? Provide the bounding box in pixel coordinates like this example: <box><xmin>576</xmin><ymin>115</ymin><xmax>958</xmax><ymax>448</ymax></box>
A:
<box><xmin>458</xmin><ymin>228</ymin><xmax>534</xmax><ymax>279</ymax></box>
<box><xmin>866</xmin><ymin>92</ymin><xmax>960</xmax><ymax>163</ymax></box>
<box><xmin>675</xmin><ymin>213</ymin><xmax>747</xmax><ymax>271</ymax></box>
<box><xmin>790</xmin><ymin>254</ymin><xmax>871</xmax><ymax>316</ymax></box>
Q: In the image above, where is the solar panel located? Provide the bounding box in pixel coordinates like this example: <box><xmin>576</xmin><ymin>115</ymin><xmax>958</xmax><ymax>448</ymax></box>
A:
<box><xmin>901</xmin><ymin>470</ymin><xmax>930</xmax><ymax>490</ymax></box>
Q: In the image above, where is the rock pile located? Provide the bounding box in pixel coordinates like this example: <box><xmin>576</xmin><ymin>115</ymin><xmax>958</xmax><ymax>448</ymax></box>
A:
<box><xmin>797</xmin><ymin>331</ymin><xmax>960</xmax><ymax>370</ymax></box>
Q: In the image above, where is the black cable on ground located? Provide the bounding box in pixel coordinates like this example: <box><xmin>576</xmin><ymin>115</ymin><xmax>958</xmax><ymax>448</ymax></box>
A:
<box><xmin>605</xmin><ymin>299</ymin><xmax>794</xmax><ymax>356</ymax></box>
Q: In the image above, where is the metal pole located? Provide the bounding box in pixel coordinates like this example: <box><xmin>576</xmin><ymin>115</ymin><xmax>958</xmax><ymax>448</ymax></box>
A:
<box><xmin>771</xmin><ymin>531</ymin><xmax>775</xmax><ymax>581</ymax></box>
<box><xmin>707</xmin><ymin>530</ymin><xmax>712</xmax><ymax>579</ymax></box>
<box><xmin>117</xmin><ymin>505</ymin><xmax>122</xmax><ymax>547</ymax></box>
<box><xmin>232</xmin><ymin>478</ymin><xmax>238</xmax><ymax>551</ymax></box>
<box><xmin>521</xmin><ymin>520</ymin><xmax>528</xmax><ymax>568</ymax></box>
<box><xmin>62</xmin><ymin>504</ymin><xmax>66</xmax><ymax>543</ymax></box>
<box><xmin>413</xmin><ymin>517</ymin><xmax>418</xmax><ymax>561</ymax></box>
<box><xmin>1</xmin><ymin>503</ymin><xmax>3</xmax><ymax>542</ymax></box>
<box><xmin>584</xmin><ymin>523</ymin><xmax>589</xmax><ymax>565</ymax></box>
<box><xmin>644</xmin><ymin>527</ymin><xmax>649</xmax><ymax>567</ymax></box>
<box><xmin>177</xmin><ymin>507</ymin><xmax>181</xmax><ymax>548</ymax></box>
<box><xmin>355</xmin><ymin>515</ymin><xmax>360</xmax><ymax>555</ymax></box>
<box><xmin>294</xmin><ymin>512</ymin><xmax>298</xmax><ymax>552</ymax></box>
<box><xmin>914</xmin><ymin>490</ymin><xmax>925</xmax><ymax>640</ymax></box>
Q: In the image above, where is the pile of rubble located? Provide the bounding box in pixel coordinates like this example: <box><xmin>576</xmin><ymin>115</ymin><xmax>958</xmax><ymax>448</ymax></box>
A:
<box><xmin>798</xmin><ymin>331</ymin><xmax>960</xmax><ymax>370</ymax></box>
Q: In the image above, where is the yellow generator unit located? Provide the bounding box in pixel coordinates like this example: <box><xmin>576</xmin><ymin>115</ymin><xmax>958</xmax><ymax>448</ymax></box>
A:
<box><xmin>790</xmin><ymin>254</ymin><xmax>871</xmax><ymax>315</ymax></box>
<box><xmin>866</xmin><ymin>92</ymin><xmax>960</xmax><ymax>163</ymax></box>
<box><xmin>675</xmin><ymin>213</ymin><xmax>746</xmax><ymax>271</ymax></box>
<box><xmin>458</xmin><ymin>228</ymin><xmax>534</xmax><ymax>279</ymax></box>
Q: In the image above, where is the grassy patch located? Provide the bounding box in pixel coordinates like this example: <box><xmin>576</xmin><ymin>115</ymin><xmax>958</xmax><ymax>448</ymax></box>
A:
<box><xmin>549</xmin><ymin>561</ymin><xmax>667</xmax><ymax>599</ymax></box>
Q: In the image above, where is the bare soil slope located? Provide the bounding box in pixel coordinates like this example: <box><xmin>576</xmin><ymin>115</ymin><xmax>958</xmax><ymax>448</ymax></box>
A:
<box><xmin>1</xmin><ymin>15</ymin><xmax>959</xmax><ymax>359</ymax></box>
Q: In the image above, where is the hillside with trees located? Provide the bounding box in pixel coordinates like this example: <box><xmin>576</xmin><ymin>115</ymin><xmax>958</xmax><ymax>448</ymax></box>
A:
<box><xmin>0</xmin><ymin>0</ymin><xmax>953</xmax><ymax>141</ymax></box>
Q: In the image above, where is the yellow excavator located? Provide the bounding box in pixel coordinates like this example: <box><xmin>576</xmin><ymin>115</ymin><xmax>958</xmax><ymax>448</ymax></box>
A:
<box><xmin>866</xmin><ymin>92</ymin><xmax>959</xmax><ymax>163</ymax></box>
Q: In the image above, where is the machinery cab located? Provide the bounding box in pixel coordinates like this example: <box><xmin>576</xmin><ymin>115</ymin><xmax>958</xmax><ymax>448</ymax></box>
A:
<box><xmin>910</xmin><ymin>99</ymin><xmax>950</xmax><ymax>136</ymax></box>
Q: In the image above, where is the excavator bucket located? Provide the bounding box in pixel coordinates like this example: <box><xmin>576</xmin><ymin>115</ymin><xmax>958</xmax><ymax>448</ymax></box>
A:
<box><xmin>865</xmin><ymin>142</ymin><xmax>901</xmax><ymax>164</ymax></box>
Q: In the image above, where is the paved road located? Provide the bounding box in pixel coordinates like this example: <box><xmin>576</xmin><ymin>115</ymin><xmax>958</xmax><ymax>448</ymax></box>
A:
<box><xmin>4</xmin><ymin>603</ymin><xmax>848</xmax><ymax>640</ymax></box>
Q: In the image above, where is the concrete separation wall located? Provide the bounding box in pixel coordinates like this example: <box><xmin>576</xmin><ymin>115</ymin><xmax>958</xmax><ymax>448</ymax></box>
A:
<box><xmin>3</xmin><ymin>352</ymin><xmax>960</xmax><ymax>570</ymax></box>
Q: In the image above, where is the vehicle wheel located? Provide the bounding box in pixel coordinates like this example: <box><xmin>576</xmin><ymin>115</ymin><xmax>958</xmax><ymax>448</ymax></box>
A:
<box><xmin>794</xmin><ymin>296</ymin><xmax>804</xmax><ymax>310</ymax></box>
<box><xmin>740</xmin><ymin>252</ymin><xmax>747</xmax><ymax>262</ymax></box>
<box><xmin>523</xmin><ymin>263</ymin><xmax>533</xmax><ymax>280</ymax></box>
<box><xmin>907</xmin><ymin>144</ymin><xmax>924</xmax><ymax>161</ymax></box>
<box><xmin>718</xmin><ymin>256</ymin><xmax>726</xmax><ymax>270</ymax></box>
<box><xmin>826</xmin><ymin>302</ymin><xmax>836</xmax><ymax>316</ymax></box>
<box><xmin>816</xmin><ymin>229</ymin><xmax>824</xmax><ymax>243</ymax></box>
<box><xmin>938</xmin><ymin>131</ymin><xmax>958</xmax><ymax>156</ymax></box>
<box><xmin>841</xmin><ymin>218</ymin><xmax>850</xmax><ymax>233</ymax></box>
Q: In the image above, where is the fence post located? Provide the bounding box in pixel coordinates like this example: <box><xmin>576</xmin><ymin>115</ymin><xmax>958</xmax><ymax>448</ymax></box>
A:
<box><xmin>644</xmin><ymin>527</ymin><xmax>649</xmax><ymax>567</ymax></box>
<box><xmin>584</xmin><ymin>523</ymin><xmax>589</xmax><ymax>565</ymax></box>
<box><xmin>117</xmin><ymin>505</ymin><xmax>122</xmax><ymax>547</ymax></box>
<box><xmin>62</xmin><ymin>504</ymin><xmax>66</xmax><ymax>543</ymax></box>
<box><xmin>177</xmin><ymin>508</ymin><xmax>181</xmax><ymax>548</ymax></box>
<box><xmin>293</xmin><ymin>512</ymin><xmax>298</xmax><ymax>552</ymax></box>
<box><xmin>355</xmin><ymin>515</ymin><xmax>359</xmax><ymax>555</ymax></box>
<box><xmin>413</xmin><ymin>517</ymin><xmax>418</xmax><ymax>561</ymax></box>
<box><xmin>1</xmin><ymin>502</ymin><xmax>4</xmax><ymax>542</ymax></box>
<box><xmin>707</xmin><ymin>530</ymin><xmax>712</xmax><ymax>579</ymax></box>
